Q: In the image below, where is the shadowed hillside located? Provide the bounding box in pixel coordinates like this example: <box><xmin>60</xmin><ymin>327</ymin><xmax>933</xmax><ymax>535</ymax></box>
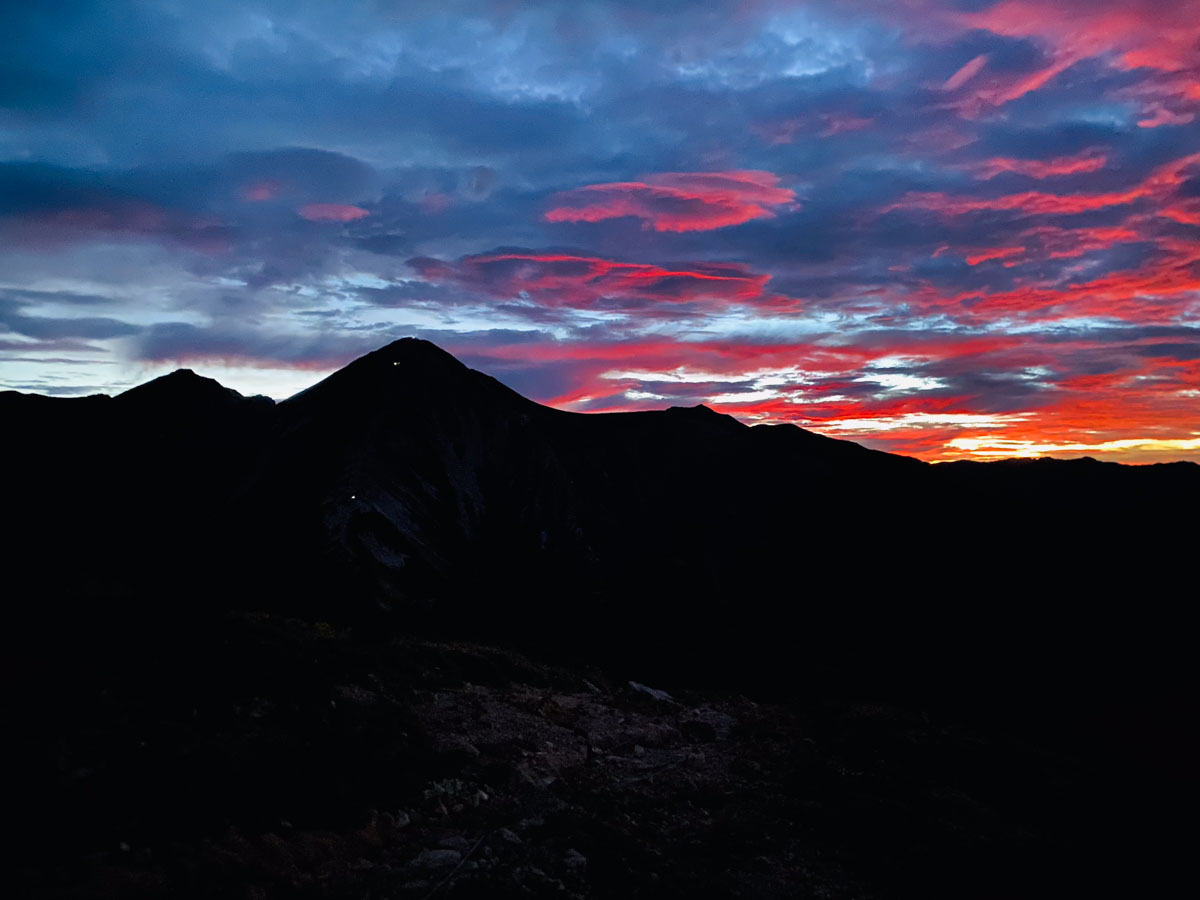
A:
<box><xmin>5</xmin><ymin>339</ymin><xmax>1193</xmax><ymax>675</ymax></box>
<box><xmin>3</xmin><ymin>339</ymin><xmax>1196</xmax><ymax>898</ymax></box>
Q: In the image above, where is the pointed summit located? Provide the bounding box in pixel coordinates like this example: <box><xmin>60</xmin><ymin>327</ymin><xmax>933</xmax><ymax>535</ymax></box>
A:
<box><xmin>281</xmin><ymin>336</ymin><xmax>527</xmax><ymax>415</ymax></box>
<box><xmin>373</xmin><ymin>337</ymin><xmax>466</xmax><ymax>367</ymax></box>
<box><xmin>348</xmin><ymin>337</ymin><xmax>471</xmax><ymax>383</ymax></box>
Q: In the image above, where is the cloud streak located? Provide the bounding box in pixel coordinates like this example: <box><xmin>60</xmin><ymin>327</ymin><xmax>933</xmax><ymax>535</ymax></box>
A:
<box><xmin>545</xmin><ymin>172</ymin><xmax>796</xmax><ymax>232</ymax></box>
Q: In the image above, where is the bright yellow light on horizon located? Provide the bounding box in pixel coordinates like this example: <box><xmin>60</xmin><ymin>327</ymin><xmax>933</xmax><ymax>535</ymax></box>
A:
<box><xmin>946</xmin><ymin>434</ymin><xmax>1200</xmax><ymax>461</ymax></box>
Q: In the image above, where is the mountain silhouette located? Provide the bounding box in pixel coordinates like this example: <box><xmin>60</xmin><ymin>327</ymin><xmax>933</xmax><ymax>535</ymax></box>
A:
<box><xmin>4</xmin><ymin>338</ymin><xmax>1196</xmax><ymax>898</ymax></box>
<box><xmin>5</xmin><ymin>337</ymin><xmax>1196</xmax><ymax>636</ymax></box>
<box><xmin>4</xmin><ymin>336</ymin><xmax>1196</xmax><ymax>690</ymax></box>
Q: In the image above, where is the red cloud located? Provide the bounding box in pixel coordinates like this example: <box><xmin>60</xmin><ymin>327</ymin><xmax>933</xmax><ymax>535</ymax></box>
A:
<box><xmin>1019</xmin><ymin>225</ymin><xmax>1141</xmax><ymax>259</ymax></box>
<box><xmin>959</xmin><ymin>0</ymin><xmax>1200</xmax><ymax>75</ymax></box>
<box><xmin>455</xmin><ymin>330</ymin><xmax>1200</xmax><ymax>463</ymax></box>
<box><xmin>955</xmin><ymin>56</ymin><xmax>1077</xmax><ymax>111</ymax></box>
<box><xmin>298</xmin><ymin>203</ymin><xmax>370</xmax><ymax>222</ymax></box>
<box><xmin>545</xmin><ymin>171</ymin><xmax>796</xmax><ymax>232</ymax></box>
<box><xmin>464</xmin><ymin>337</ymin><xmax>880</xmax><ymax>373</ymax></box>
<box><xmin>972</xmin><ymin>151</ymin><xmax>1107</xmax><ymax>180</ymax></box>
<box><xmin>1160</xmin><ymin>201</ymin><xmax>1200</xmax><ymax>227</ymax></box>
<box><xmin>966</xmin><ymin>246</ymin><xmax>1025</xmax><ymax>266</ymax></box>
<box><xmin>920</xmin><ymin>228</ymin><xmax>1200</xmax><ymax>325</ymax></box>
<box><xmin>1137</xmin><ymin>104</ymin><xmax>1196</xmax><ymax>128</ymax></box>
<box><xmin>410</xmin><ymin>251</ymin><xmax>778</xmax><ymax>311</ymax></box>
<box><xmin>879</xmin><ymin>153</ymin><xmax>1200</xmax><ymax>326</ymax></box>
<box><xmin>891</xmin><ymin>189</ymin><xmax>1131</xmax><ymax>217</ymax></box>
<box><xmin>889</xmin><ymin>153</ymin><xmax>1200</xmax><ymax>218</ymax></box>
<box><xmin>942</xmin><ymin>54</ymin><xmax>989</xmax><ymax>91</ymax></box>
<box><xmin>936</xmin><ymin>1</ymin><xmax>1200</xmax><ymax>117</ymax></box>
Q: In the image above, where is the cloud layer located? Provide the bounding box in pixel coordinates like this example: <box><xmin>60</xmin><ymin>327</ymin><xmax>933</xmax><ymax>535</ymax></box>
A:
<box><xmin>2</xmin><ymin>0</ymin><xmax>1198</xmax><ymax>462</ymax></box>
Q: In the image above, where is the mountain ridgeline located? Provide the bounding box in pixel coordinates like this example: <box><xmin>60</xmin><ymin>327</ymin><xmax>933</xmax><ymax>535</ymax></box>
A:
<box><xmin>4</xmin><ymin>338</ymin><xmax>1196</xmax><ymax>688</ymax></box>
<box><xmin>6</xmin><ymin>338</ymin><xmax>1198</xmax><ymax>899</ymax></box>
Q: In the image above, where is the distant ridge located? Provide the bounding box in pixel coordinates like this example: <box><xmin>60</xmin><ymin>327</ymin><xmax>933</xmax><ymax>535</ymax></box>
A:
<box><xmin>3</xmin><ymin>337</ymin><xmax>1195</xmax><ymax>667</ymax></box>
<box><xmin>115</xmin><ymin>368</ymin><xmax>257</xmax><ymax>408</ymax></box>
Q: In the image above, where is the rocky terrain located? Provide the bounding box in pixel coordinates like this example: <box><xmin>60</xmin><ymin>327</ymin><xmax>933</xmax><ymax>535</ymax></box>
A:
<box><xmin>11</xmin><ymin>609</ymin><xmax>1174</xmax><ymax>900</ymax></box>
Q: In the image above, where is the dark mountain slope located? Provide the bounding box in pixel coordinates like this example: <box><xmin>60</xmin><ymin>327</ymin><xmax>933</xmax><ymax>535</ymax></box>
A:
<box><xmin>186</xmin><ymin>339</ymin><xmax>934</xmax><ymax>635</ymax></box>
<box><xmin>3</xmin><ymin>339</ymin><xmax>1196</xmax><ymax>898</ymax></box>
<box><xmin>5</xmin><ymin>336</ymin><xmax>1195</xmax><ymax>658</ymax></box>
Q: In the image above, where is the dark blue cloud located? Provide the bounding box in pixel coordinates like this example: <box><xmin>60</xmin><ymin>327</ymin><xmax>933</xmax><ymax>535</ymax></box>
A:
<box><xmin>2</xmin><ymin>0</ymin><xmax>1199</xmax><ymax>460</ymax></box>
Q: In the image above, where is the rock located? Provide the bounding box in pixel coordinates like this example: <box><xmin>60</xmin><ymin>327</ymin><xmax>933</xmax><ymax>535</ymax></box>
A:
<box><xmin>413</xmin><ymin>848</ymin><xmax>462</xmax><ymax>869</ymax></box>
<box><xmin>439</xmin><ymin>835</ymin><xmax>472</xmax><ymax>853</ymax></box>
<box><xmin>433</xmin><ymin>736</ymin><xmax>481</xmax><ymax>762</ymax></box>
<box><xmin>497</xmin><ymin>827</ymin><xmax>523</xmax><ymax>845</ymax></box>
<box><xmin>383</xmin><ymin>810</ymin><xmax>411</xmax><ymax>831</ymax></box>
<box><xmin>628</xmin><ymin>680</ymin><xmax>674</xmax><ymax>702</ymax></box>
<box><xmin>679</xmin><ymin>719</ymin><xmax>718</xmax><ymax>743</ymax></box>
<box><xmin>564</xmin><ymin>848</ymin><xmax>587</xmax><ymax>871</ymax></box>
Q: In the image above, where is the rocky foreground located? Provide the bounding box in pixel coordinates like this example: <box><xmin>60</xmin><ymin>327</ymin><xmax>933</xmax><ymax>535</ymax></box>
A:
<box><xmin>10</xmin><ymin>609</ymin><xmax>1177</xmax><ymax>899</ymax></box>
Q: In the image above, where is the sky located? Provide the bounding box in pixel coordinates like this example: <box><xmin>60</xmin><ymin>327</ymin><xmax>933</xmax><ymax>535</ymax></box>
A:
<box><xmin>3</xmin><ymin>0</ymin><xmax>1199</xmax><ymax>462</ymax></box>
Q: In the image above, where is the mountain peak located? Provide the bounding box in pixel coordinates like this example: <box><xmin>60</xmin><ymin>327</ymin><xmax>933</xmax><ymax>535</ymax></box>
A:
<box><xmin>282</xmin><ymin>336</ymin><xmax>486</xmax><ymax>409</ymax></box>
<box><xmin>662</xmin><ymin>403</ymin><xmax>744</xmax><ymax>430</ymax></box>
<box><xmin>374</xmin><ymin>337</ymin><xmax>463</xmax><ymax>364</ymax></box>
<box><xmin>333</xmin><ymin>338</ymin><xmax>468</xmax><ymax>378</ymax></box>
<box><xmin>116</xmin><ymin>368</ymin><xmax>246</xmax><ymax>407</ymax></box>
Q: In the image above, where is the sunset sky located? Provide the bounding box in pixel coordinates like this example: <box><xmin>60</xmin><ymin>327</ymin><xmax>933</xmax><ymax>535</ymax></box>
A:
<box><xmin>3</xmin><ymin>0</ymin><xmax>1199</xmax><ymax>462</ymax></box>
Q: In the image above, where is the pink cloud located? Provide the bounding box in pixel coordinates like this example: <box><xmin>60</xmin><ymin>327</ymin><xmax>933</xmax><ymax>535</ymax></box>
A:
<box><xmin>942</xmin><ymin>54</ymin><xmax>988</xmax><ymax>91</ymax></box>
<box><xmin>888</xmin><ymin>153</ymin><xmax>1200</xmax><ymax>217</ymax></box>
<box><xmin>298</xmin><ymin>203</ymin><xmax>370</xmax><ymax>222</ymax></box>
<box><xmin>966</xmin><ymin>246</ymin><xmax>1025</xmax><ymax>266</ymax></box>
<box><xmin>410</xmin><ymin>251</ymin><xmax>776</xmax><ymax>311</ymax></box>
<box><xmin>241</xmin><ymin>180</ymin><xmax>282</xmax><ymax>202</ymax></box>
<box><xmin>1137</xmin><ymin>104</ymin><xmax>1196</xmax><ymax>128</ymax></box>
<box><xmin>545</xmin><ymin>171</ymin><xmax>796</xmax><ymax>232</ymax></box>
<box><xmin>972</xmin><ymin>151</ymin><xmax>1107</xmax><ymax>180</ymax></box>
